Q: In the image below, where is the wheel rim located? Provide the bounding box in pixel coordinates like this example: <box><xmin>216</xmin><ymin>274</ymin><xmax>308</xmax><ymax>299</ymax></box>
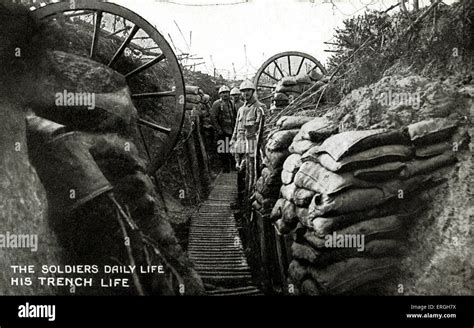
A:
<box><xmin>254</xmin><ymin>51</ymin><xmax>327</xmax><ymax>106</ymax></box>
<box><xmin>31</xmin><ymin>1</ymin><xmax>186</xmax><ymax>173</ymax></box>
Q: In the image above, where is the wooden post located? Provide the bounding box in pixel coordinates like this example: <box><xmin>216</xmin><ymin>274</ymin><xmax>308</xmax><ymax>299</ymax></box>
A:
<box><xmin>192</xmin><ymin>114</ymin><xmax>210</xmax><ymax>193</ymax></box>
<box><xmin>185</xmin><ymin>116</ymin><xmax>203</xmax><ymax>202</ymax></box>
<box><xmin>274</xmin><ymin>230</ymin><xmax>289</xmax><ymax>294</ymax></box>
<box><xmin>176</xmin><ymin>152</ymin><xmax>190</xmax><ymax>204</ymax></box>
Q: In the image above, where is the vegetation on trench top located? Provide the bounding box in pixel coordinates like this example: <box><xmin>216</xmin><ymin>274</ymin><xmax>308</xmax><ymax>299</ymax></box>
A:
<box><xmin>265</xmin><ymin>0</ymin><xmax>473</xmax><ymax>132</ymax></box>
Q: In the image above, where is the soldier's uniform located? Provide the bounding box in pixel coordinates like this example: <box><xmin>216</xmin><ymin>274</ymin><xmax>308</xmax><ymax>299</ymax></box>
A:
<box><xmin>230</xmin><ymin>104</ymin><xmax>248</xmax><ymax>206</ymax></box>
<box><xmin>200</xmin><ymin>97</ymin><xmax>215</xmax><ymax>157</ymax></box>
<box><xmin>210</xmin><ymin>98</ymin><xmax>236</xmax><ymax>172</ymax></box>
<box><xmin>242</xmin><ymin>98</ymin><xmax>266</xmax><ymax>195</ymax></box>
<box><xmin>233</xmin><ymin>99</ymin><xmax>244</xmax><ymax>113</ymax></box>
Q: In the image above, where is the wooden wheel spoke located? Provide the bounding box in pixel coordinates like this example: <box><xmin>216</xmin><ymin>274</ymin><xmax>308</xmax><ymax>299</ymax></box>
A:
<box><xmin>33</xmin><ymin>1</ymin><xmax>187</xmax><ymax>172</ymax></box>
<box><xmin>125</xmin><ymin>53</ymin><xmax>166</xmax><ymax>79</ymax></box>
<box><xmin>132</xmin><ymin>90</ymin><xmax>176</xmax><ymax>99</ymax></box>
<box><xmin>258</xmin><ymin>84</ymin><xmax>275</xmax><ymax>89</ymax></box>
<box><xmin>308</xmin><ymin>64</ymin><xmax>318</xmax><ymax>73</ymax></box>
<box><xmin>90</xmin><ymin>10</ymin><xmax>103</xmax><ymax>59</ymax></box>
<box><xmin>63</xmin><ymin>10</ymin><xmax>94</xmax><ymax>18</ymax></box>
<box><xmin>262</xmin><ymin>71</ymin><xmax>279</xmax><ymax>82</ymax></box>
<box><xmin>108</xmin><ymin>25</ymin><xmax>140</xmax><ymax>67</ymax></box>
<box><xmin>287</xmin><ymin>56</ymin><xmax>292</xmax><ymax>76</ymax></box>
<box><xmin>138</xmin><ymin>118</ymin><xmax>171</xmax><ymax>135</ymax></box>
<box><xmin>273</xmin><ymin>60</ymin><xmax>285</xmax><ymax>78</ymax></box>
<box><xmin>296</xmin><ymin>57</ymin><xmax>305</xmax><ymax>76</ymax></box>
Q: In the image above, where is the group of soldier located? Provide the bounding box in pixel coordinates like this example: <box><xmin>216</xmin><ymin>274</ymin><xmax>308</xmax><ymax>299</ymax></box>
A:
<box><xmin>199</xmin><ymin>80</ymin><xmax>267</xmax><ymax>210</ymax></box>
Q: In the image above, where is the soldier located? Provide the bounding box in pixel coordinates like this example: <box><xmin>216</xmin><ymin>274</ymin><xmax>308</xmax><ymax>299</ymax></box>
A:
<box><xmin>230</xmin><ymin>87</ymin><xmax>244</xmax><ymax>112</ymax></box>
<box><xmin>211</xmin><ymin>85</ymin><xmax>236</xmax><ymax>173</ymax></box>
<box><xmin>230</xmin><ymin>89</ymin><xmax>247</xmax><ymax>210</ymax></box>
<box><xmin>239</xmin><ymin>80</ymin><xmax>266</xmax><ymax>202</ymax></box>
<box><xmin>199</xmin><ymin>94</ymin><xmax>215</xmax><ymax>156</ymax></box>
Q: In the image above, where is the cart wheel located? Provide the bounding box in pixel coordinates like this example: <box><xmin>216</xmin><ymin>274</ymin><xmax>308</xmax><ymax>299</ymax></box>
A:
<box><xmin>31</xmin><ymin>0</ymin><xmax>186</xmax><ymax>173</ymax></box>
<box><xmin>254</xmin><ymin>51</ymin><xmax>327</xmax><ymax>106</ymax></box>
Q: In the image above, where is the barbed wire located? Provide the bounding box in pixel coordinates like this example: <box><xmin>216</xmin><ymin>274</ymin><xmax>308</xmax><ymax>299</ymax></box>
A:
<box><xmin>160</xmin><ymin>0</ymin><xmax>249</xmax><ymax>7</ymax></box>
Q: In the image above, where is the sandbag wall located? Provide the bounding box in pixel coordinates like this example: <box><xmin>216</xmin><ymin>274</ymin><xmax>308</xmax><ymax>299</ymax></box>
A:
<box><xmin>269</xmin><ymin>116</ymin><xmax>464</xmax><ymax>295</ymax></box>
<box><xmin>250</xmin><ymin>115</ymin><xmax>318</xmax><ymax>291</ymax></box>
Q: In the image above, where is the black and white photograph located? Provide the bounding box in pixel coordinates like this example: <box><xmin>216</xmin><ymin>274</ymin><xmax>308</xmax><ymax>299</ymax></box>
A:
<box><xmin>0</xmin><ymin>0</ymin><xmax>472</xmax><ymax>325</ymax></box>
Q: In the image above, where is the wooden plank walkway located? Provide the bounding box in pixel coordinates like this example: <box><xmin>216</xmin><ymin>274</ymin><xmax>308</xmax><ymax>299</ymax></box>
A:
<box><xmin>188</xmin><ymin>173</ymin><xmax>263</xmax><ymax>296</ymax></box>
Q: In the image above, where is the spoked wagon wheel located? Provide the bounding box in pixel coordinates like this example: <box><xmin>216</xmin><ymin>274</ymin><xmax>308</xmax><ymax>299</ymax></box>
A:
<box><xmin>31</xmin><ymin>0</ymin><xmax>186</xmax><ymax>173</ymax></box>
<box><xmin>254</xmin><ymin>51</ymin><xmax>327</xmax><ymax>106</ymax></box>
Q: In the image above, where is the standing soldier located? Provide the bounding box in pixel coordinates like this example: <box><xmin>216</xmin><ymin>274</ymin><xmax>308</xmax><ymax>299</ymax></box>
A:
<box><xmin>230</xmin><ymin>87</ymin><xmax>244</xmax><ymax>112</ymax></box>
<box><xmin>211</xmin><ymin>85</ymin><xmax>236</xmax><ymax>173</ymax></box>
<box><xmin>239</xmin><ymin>80</ymin><xmax>266</xmax><ymax>202</ymax></box>
<box><xmin>230</xmin><ymin>89</ymin><xmax>247</xmax><ymax>210</ymax></box>
<box><xmin>200</xmin><ymin>94</ymin><xmax>217</xmax><ymax>163</ymax></box>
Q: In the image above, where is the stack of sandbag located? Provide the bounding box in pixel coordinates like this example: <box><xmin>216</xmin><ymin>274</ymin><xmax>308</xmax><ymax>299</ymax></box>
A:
<box><xmin>271</xmin><ymin>75</ymin><xmax>315</xmax><ymax>112</ymax></box>
<box><xmin>269</xmin><ymin>116</ymin><xmax>338</xmax><ymax>234</ymax></box>
<box><xmin>288</xmin><ymin>116</ymin><xmax>338</xmax><ymax>155</ymax></box>
<box><xmin>252</xmin><ymin>116</ymin><xmax>315</xmax><ymax>216</ymax></box>
<box><xmin>185</xmin><ymin>85</ymin><xmax>203</xmax><ymax>111</ymax></box>
<box><xmin>273</xmin><ymin>118</ymin><xmax>461</xmax><ymax>295</ymax></box>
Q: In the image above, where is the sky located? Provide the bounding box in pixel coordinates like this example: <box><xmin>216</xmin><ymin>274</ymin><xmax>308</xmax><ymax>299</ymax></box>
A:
<box><xmin>111</xmin><ymin>0</ymin><xmax>451</xmax><ymax>79</ymax></box>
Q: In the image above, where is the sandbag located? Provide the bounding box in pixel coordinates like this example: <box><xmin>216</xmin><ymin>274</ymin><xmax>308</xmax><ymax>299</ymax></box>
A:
<box><xmin>185</xmin><ymin>85</ymin><xmax>200</xmax><ymax>95</ymax></box>
<box><xmin>353</xmin><ymin>162</ymin><xmax>406</xmax><ymax>181</ymax></box>
<box><xmin>280</xmin><ymin>183</ymin><xmax>297</xmax><ymax>202</ymax></box>
<box><xmin>265</xmin><ymin>149</ymin><xmax>290</xmax><ymax>169</ymax></box>
<box><xmin>266</xmin><ymin>129</ymin><xmax>300</xmax><ymax>151</ymax></box>
<box><xmin>292</xmin><ymin>241</ymin><xmax>320</xmax><ymax>263</ymax></box>
<box><xmin>282</xmin><ymin>199</ymin><xmax>297</xmax><ymax>225</ymax></box>
<box><xmin>307</xmin><ymin>257</ymin><xmax>397</xmax><ymax>295</ymax></box>
<box><xmin>283</xmin><ymin>153</ymin><xmax>303</xmax><ymax>173</ymax></box>
<box><xmin>281</xmin><ymin>76</ymin><xmax>298</xmax><ymax>86</ymax></box>
<box><xmin>304</xmin><ymin>215</ymin><xmax>405</xmax><ymax>249</ymax></box>
<box><xmin>295</xmin><ymin>74</ymin><xmax>313</xmax><ymax>85</ymax></box>
<box><xmin>292</xmin><ymin>130</ymin><xmax>305</xmax><ymax>142</ymax></box>
<box><xmin>300</xmin><ymin>279</ymin><xmax>321</xmax><ymax>295</ymax></box>
<box><xmin>308</xmin><ymin>176</ymin><xmax>427</xmax><ymax>217</ymax></box>
<box><xmin>274</xmin><ymin>100</ymin><xmax>289</xmax><ymax>108</ymax></box>
<box><xmin>255</xmin><ymin>176</ymin><xmax>280</xmax><ymax>198</ymax></box>
<box><xmin>300</xmin><ymin>117</ymin><xmax>337</xmax><ymax>142</ymax></box>
<box><xmin>292</xmin><ymin>240</ymin><xmax>402</xmax><ymax>266</ymax></box>
<box><xmin>253</xmin><ymin>191</ymin><xmax>264</xmax><ymax>205</ymax></box>
<box><xmin>275</xmin><ymin>218</ymin><xmax>297</xmax><ymax>234</ymax></box>
<box><xmin>309</xmin><ymin>197</ymin><xmax>424</xmax><ymax>236</ymax></box>
<box><xmin>252</xmin><ymin>200</ymin><xmax>262</xmax><ymax>211</ymax></box>
<box><xmin>415</xmin><ymin>142</ymin><xmax>452</xmax><ymax>158</ymax></box>
<box><xmin>407</xmin><ymin>118</ymin><xmax>458</xmax><ymax>146</ymax></box>
<box><xmin>276</xmin><ymin>116</ymin><xmax>313</xmax><ymax>130</ymax></box>
<box><xmin>255</xmin><ymin>176</ymin><xmax>265</xmax><ymax>194</ymax></box>
<box><xmin>293</xmin><ymin>187</ymin><xmax>316</xmax><ymax>207</ymax></box>
<box><xmin>273</xmin><ymin>92</ymin><xmax>289</xmax><ymax>102</ymax></box>
<box><xmin>186</xmin><ymin>94</ymin><xmax>202</xmax><ymax>104</ymax></box>
<box><xmin>317</xmin><ymin>129</ymin><xmax>411</xmax><ymax>161</ymax></box>
<box><xmin>275</xmin><ymin>84</ymin><xmax>301</xmax><ymax>94</ymax></box>
<box><xmin>261</xmin><ymin>167</ymin><xmax>283</xmax><ymax>187</ymax></box>
<box><xmin>295</xmin><ymin>161</ymin><xmax>374</xmax><ymax>195</ymax></box>
<box><xmin>400</xmin><ymin>151</ymin><xmax>457</xmax><ymax>179</ymax></box>
<box><xmin>288</xmin><ymin>259</ymin><xmax>309</xmax><ymax>285</ymax></box>
<box><xmin>261</xmin><ymin>185</ymin><xmax>281</xmax><ymax>199</ymax></box>
<box><xmin>309</xmin><ymin>70</ymin><xmax>324</xmax><ymax>81</ymax></box>
<box><xmin>303</xmin><ymin>144</ymin><xmax>413</xmax><ymax>172</ymax></box>
<box><xmin>281</xmin><ymin>169</ymin><xmax>295</xmax><ymax>185</ymax></box>
<box><xmin>261</xmin><ymin>198</ymin><xmax>278</xmax><ymax>212</ymax></box>
<box><xmin>296</xmin><ymin>206</ymin><xmax>312</xmax><ymax>227</ymax></box>
<box><xmin>289</xmin><ymin>139</ymin><xmax>317</xmax><ymax>155</ymax></box>
<box><xmin>270</xmin><ymin>198</ymin><xmax>286</xmax><ymax>221</ymax></box>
